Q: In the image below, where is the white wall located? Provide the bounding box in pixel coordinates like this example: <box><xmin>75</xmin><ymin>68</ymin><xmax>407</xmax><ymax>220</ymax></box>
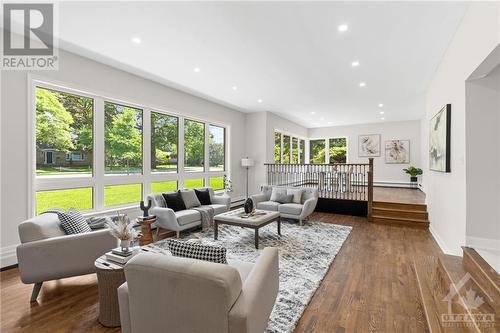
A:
<box><xmin>421</xmin><ymin>2</ymin><xmax>500</xmax><ymax>256</ymax></box>
<box><xmin>465</xmin><ymin>64</ymin><xmax>500</xmax><ymax>265</ymax></box>
<box><xmin>1</xmin><ymin>48</ymin><xmax>247</xmax><ymax>267</ymax></box>
<box><xmin>308</xmin><ymin>120</ymin><xmax>422</xmax><ymax>185</ymax></box>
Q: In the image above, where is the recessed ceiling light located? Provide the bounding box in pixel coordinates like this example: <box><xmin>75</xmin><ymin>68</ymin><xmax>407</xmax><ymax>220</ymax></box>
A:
<box><xmin>310</xmin><ymin>111</ymin><xmax>316</xmax><ymax>115</ymax></box>
<box><xmin>351</xmin><ymin>61</ymin><xmax>360</xmax><ymax>67</ymax></box>
<box><xmin>193</xmin><ymin>67</ymin><xmax>201</xmax><ymax>72</ymax></box>
<box><xmin>257</xmin><ymin>99</ymin><xmax>263</xmax><ymax>103</ymax></box>
<box><xmin>381</xmin><ymin>117</ymin><xmax>385</xmax><ymax>120</ymax></box>
<box><xmin>379</xmin><ymin>111</ymin><xmax>385</xmax><ymax>115</ymax></box>
<box><xmin>338</xmin><ymin>24</ymin><xmax>349</xmax><ymax>32</ymax></box>
<box><xmin>378</xmin><ymin>103</ymin><xmax>384</xmax><ymax>107</ymax></box>
<box><xmin>232</xmin><ymin>86</ymin><xmax>238</xmax><ymax>91</ymax></box>
<box><xmin>359</xmin><ymin>82</ymin><xmax>366</xmax><ymax>87</ymax></box>
<box><xmin>131</xmin><ymin>37</ymin><xmax>141</xmax><ymax>44</ymax></box>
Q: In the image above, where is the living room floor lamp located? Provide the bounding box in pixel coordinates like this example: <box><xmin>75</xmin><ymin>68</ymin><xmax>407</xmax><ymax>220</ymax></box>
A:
<box><xmin>241</xmin><ymin>157</ymin><xmax>254</xmax><ymax>198</ymax></box>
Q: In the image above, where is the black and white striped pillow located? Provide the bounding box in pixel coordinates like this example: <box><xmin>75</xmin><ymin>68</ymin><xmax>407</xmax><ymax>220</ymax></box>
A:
<box><xmin>57</xmin><ymin>209</ymin><xmax>92</xmax><ymax>235</ymax></box>
<box><xmin>167</xmin><ymin>239</ymin><xmax>227</xmax><ymax>264</ymax></box>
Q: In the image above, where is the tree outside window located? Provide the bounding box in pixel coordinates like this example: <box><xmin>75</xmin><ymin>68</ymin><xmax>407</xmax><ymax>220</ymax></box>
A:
<box><xmin>104</xmin><ymin>102</ymin><xmax>143</xmax><ymax>175</ymax></box>
<box><xmin>184</xmin><ymin>119</ymin><xmax>205</xmax><ymax>172</ymax></box>
<box><xmin>292</xmin><ymin>137</ymin><xmax>299</xmax><ymax>163</ymax></box>
<box><xmin>274</xmin><ymin>132</ymin><xmax>281</xmax><ymax>163</ymax></box>
<box><xmin>151</xmin><ymin>112</ymin><xmax>178</xmax><ymax>173</ymax></box>
<box><xmin>310</xmin><ymin>139</ymin><xmax>326</xmax><ymax>164</ymax></box>
<box><xmin>329</xmin><ymin>138</ymin><xmax>347</xmax><ymax>163</ymax></box>
<box><xmin>283</xmin><ymin>135</ymin><xmax>291</xmax><ymax>164</ymax></box>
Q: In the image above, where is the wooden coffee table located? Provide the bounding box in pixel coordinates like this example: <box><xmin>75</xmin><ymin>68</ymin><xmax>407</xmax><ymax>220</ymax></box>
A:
<box><xmin>214</xmin><ymin>208</ymin><xmax>281</xmax><ymax>249</ymax></box>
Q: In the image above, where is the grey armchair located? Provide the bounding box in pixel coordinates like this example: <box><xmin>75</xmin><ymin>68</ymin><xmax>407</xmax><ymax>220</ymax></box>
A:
<box><xmin>251</xmin><ymin>185</ymin><xmax>318</xmax><ymax>225</ymax></box>
<box><xmin>147</xmin><ymin>187</ymin><xmax>231</xmax><ymax>238</ymax></box>
<box><xmin>118</xmin><ymin>247</ymin><xmax>279</xmax><ymax>333</ymax></box>
<box><xmin>16</xmin><ymin>213</ymin><xmax>117</xmax><ymax>302</ymax></box>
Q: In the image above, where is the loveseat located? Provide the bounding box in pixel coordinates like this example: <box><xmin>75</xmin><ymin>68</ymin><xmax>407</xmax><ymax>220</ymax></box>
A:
<box><xmin>147</xmin><ymin>187</ymin><xmax>231</xmax><ymax>238</ymax></box>
<box><xmin>251</xmin><ymin>185</ymin><xmax>318</xmax><ymax>225</ymax></box>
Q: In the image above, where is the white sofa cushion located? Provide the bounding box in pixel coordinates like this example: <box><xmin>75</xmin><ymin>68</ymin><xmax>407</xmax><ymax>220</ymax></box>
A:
<box><xmin>256</xmin><ymin>201</ymin><xmax>280</xmax><ymax>211</ymax></box>
<box><xmin>175</xmin><ymin>209</ymin><xmax>201</xmax><ymax>226</ymax></box>
<box><xmin>180</xmin><ymin>189</ymin><xmax>201</xmax><ymax>208</ymax></box>
<box><xmin>200</xmin><ymin>204</ymin><xmax>226</xmax><ymax>215</ymax></box>
<box><xmin>278</xmin><ymin>203</ymin><xmax>303</xmax><ymax>216</ymax></box>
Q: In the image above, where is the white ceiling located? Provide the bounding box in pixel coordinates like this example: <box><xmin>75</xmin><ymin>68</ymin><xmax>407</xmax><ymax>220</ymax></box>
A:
<box><xmin>56</xmin><ymin>2</ymin><xmax>466</xmax><ymax>127</ymax></box>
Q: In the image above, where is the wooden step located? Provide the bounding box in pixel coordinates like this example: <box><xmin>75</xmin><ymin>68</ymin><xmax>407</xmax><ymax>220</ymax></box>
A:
<box><xmin>373</xmin><ymin>200</ymin><xmax>427</xmax><ymax>211</ymax></box>
<box><xmin>372</xmin><ymin>215</ymin><xmax>429</xmax><ymax>228</ymax></box>
<box><xmin>462</xmin><ymin>247</ymin><xmax>500</xmax><ymax>317</ymax></box>
<box><xmin>373</xmin><ymin>207</ymin><xmax>429</xmax><ymax>220</ymax></box>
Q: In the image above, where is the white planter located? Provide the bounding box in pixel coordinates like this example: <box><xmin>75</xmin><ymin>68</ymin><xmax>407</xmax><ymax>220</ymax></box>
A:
<box><xmin>120</xmin><ymin>239</ymin><xmax>131</xmax><ymax>252</ymax></box>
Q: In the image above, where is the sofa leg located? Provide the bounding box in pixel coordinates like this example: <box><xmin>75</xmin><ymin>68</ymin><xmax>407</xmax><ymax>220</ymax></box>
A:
<box><xmin>30</xmin><ymin>282</ymin><xmax>43</xmax><ymax>302</ymax></box>
<box><xmin>299</xmin><ymin>219</ymin><xmax>303</xmax><ymax>226</ymax></box>
<box><xmin>176</xmin><ymin>231</ymin><xmax>180</xmax><ymax>239</ymax></box>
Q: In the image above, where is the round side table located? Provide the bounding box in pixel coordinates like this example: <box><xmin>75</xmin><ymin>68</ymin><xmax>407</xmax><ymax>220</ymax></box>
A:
<box><xmin>95</xmin><ymin>255</ymin><xmax>126</xmax><ymax>327</ymax></box>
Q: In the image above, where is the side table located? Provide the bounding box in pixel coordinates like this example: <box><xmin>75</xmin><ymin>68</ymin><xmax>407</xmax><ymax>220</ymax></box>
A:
<box><xmin>136</xmin><ymin>216</ymin><xmax>156</xmax><ymax>246</ymax></box>
<box><xmin>95</xmin><ymin>255</ymin><xmax>126</xmax><ymax>327</ymax></box>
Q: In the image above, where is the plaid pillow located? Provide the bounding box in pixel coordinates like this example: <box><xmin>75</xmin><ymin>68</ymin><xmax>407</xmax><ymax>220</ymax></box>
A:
<box><xmin>57</xmin><ymin>209</ymin><xmax>92</xmax><ymax>235</ymax></box>
<box><xmin>167</xmin><ymin>239</ymin><xmax>227</xmax><ymax>264</ymax></box>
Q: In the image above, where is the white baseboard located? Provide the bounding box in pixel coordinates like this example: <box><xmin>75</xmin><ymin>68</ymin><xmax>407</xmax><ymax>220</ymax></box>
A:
<box><xmin>429</xmin><ymin>225</ymin><xmax>454</xmax><ymax>256</ymax></box>
<box><xmin>1</xmin><ymin>244</ymin><xmax>18</xmax><ymax>268</ymax></box>
<box><xmin>466</xmin><ymin>236</ymin><xmax>500</xmax><ymax>254</ymax></box>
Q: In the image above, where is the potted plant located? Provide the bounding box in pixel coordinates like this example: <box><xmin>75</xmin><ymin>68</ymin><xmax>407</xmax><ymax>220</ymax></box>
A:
<box><xmin>223</xmin><ymin>174</ymin><xmax>233</xmax><ymax>194</ymax></box>
<box><xmin>403</xmin><ymin>166</ymin><xmax>423</xmax><ymax>186</ymax></box>
<box><xmin>105</xmin><ymin>213</ymin><xmax>139</xmax><ymax>252</ymax></box>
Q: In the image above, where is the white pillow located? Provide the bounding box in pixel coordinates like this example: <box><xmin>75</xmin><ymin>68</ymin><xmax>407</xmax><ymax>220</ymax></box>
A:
<box><xmin>287</xmin><ymin>188</ymin><xmax>303</xmax><ymax>204</ymax></box>
<box><xmin>180</xmin><ymin>189</ymin><xmax>201</xmax><ymax>209</ymax></box>
<box><xmin>270</xmin><ymin>188</ymin><xmax>287</xmax><ymax>202</ymax></box>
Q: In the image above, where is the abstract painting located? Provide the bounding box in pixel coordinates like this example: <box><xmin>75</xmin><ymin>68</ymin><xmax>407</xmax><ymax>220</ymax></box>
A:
<box><xmin>385</xmin><ymin>140</ymin><xmax>410</xmax><ymax>164</ymax></box>
<box><xmin>429</xmin><ymin>104</ymin><xmax>451</xmax><ymax>172</ymax></box>
<box><xmin>358</xmin><ymin>134</ymin><xmax>380</xmax><ymax>157</ymax></box>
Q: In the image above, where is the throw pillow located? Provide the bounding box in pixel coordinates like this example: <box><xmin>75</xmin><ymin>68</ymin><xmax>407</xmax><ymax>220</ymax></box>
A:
<box><xmin>57</xmin><ymin>209</ymin><xmax>92</xmax><ymax>235</ymax></box>
<box><xmin>167</xmin><ymin>239</ymin><xmax>227</xmax><ymax>264</ymax></box>
<box><xmin>162</xmin><ymin>191</ymin><xmax>186</xmax><ymax>212</ymax></box>
<box><xmin>287</xmin><ymin>188</ymin><xmax>303</xmax><ymax>204</ymax></box>
<box><xmin>270</xmin><ymin>188</ymin><xmax>287</xmax><ymax>202</ymax></box>
<box><xmin>276</xmin><ymin>193</ymin><xmax>293</xmax><ymax>204</ymax></box>
<box><xmin>179</xmin><ymin>189</ymin><xmax>201</xmax><ymax>208</ymax></box>
<box><xmin>195</xmin><ymin>188</ymin><xmax>212</xmax><ymax>205</ymax></box>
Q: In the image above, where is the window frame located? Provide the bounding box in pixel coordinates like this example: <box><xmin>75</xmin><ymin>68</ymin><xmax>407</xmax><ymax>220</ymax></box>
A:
<box><xmin>29</xmin><ymin>77</ymin><xmax>229</xmax><ymax>217</ymax></box>
<box><xmin>273</xmin><ymin>129</ymin><xmax>307</xmax><ymax>164</ymax></box>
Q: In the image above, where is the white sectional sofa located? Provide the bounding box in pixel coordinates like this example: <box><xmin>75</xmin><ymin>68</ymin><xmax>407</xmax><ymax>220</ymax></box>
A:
<box><xmin>251</xmin><ymin>185</ymin><xmax>319</xmax><ymax>225</ymax></box>
<box><xmin>147</xmin><ymin>187</ymin><xmax>230</xmax><ymax>237</ymax></box>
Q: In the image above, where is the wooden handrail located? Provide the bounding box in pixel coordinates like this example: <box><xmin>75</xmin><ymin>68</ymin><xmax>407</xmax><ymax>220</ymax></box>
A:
<box><xmin>367</xmin><ymin>158</ymin><xmax>374</xmax><ymax>222</ymax></box>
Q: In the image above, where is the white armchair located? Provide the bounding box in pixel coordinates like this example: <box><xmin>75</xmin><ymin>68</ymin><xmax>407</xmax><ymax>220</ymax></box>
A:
<box><xmin>118</xmin><ymin>247</ymin><xmax>279</xmax><ymax>333</ymax></box>
<box><xmin>17</xmin><ymin>213</ymin><xmax>117</xmax><ymax>302</ymax></box>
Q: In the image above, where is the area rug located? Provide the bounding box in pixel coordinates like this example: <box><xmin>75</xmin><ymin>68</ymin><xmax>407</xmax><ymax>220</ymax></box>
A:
<box><xmin>155</xmin><ymin>220</ymin><xmax>352</xmax><ymax>333</ymax></box>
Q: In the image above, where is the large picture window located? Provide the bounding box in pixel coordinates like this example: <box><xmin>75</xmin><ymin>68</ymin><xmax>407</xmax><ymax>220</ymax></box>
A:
<box><xmin>310</xmin><ymin>139</ymin><xmax>326</xmax><ymax>164</ymax></box>
<box><xmin>151</xmin><ymin>112</ymin><xmax>178</xmax><ymax>173</ymax></box>
<box><xmin>32</xmin><ymin>82</ymin><xmax>228</xmax><ymax>215</ymax></box>
<box><xmin>35</xmin><ymin>87</ymin><xmax>93</xmax><ymax>176</ymax></box>
<box><xmin>209</xmin><ymin>125</ymin><xmax>225</xmax><ymax>171</ymax></box>
<box><xmin>104</xmin><ymin>102</ymin><xmax>143</xmax><ymax>175</ymax></box>
<box><xmin>329</xmin><ymin>137</ymin><xmax>348</xmax><ymax>163</ymax></box>
<box><xmin>184</xmin><ymin>119</ymin><xmax>205</xmax><ymax>172</ymax></box>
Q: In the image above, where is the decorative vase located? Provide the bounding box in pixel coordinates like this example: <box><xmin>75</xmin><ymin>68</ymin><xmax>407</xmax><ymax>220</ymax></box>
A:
<box><xmin>244</xmin><ymin>198</ymin><xmax>254</xmax><ymax>214</ymax></box>
<box><xmin>410</xmin><ymin>176</ymin><xmax>418</xmax><ymax>183</ymax></box>
<box><xmin>120</xmin><ymin>239</ymin><xmax>131</xmax><ymax>252</ymax></box>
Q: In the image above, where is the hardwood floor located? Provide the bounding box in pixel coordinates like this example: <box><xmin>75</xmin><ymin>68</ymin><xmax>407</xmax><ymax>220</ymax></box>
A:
<box><xmin>373</xmin><ymin>187</ymin><xmax>426</xmax><ymax>204</ymax></box>
<box><xmin>1</xmin><ymin>212</ymin><xmax>443</xmax><ymax>333</ymax></box>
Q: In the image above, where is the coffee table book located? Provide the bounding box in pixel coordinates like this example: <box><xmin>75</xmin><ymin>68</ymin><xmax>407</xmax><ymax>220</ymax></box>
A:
<box><xmin>105</xmin><ymin>248</ymin><xmax>139</xmax><ymax>264</ymax></box>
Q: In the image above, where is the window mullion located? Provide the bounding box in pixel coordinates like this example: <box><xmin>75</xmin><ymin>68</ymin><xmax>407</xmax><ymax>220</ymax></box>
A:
<box><xmin>204</xmin><ymin>123</ymin><xmax>209</xmax><ymax>186</ymax></box>
<box><xmin>94</xmin><ymin>96</ymin><xmax>105</xmax><ymax>211</ymax></box>
<box><xmin>178</xmin><ymin>117</ymin><xmax>185</xmax><ymax>189</ymax></box>
<box><xmin>143</xmin><ymin>108</ymin><xmax>152</xmax><ymax>197</ymax></box>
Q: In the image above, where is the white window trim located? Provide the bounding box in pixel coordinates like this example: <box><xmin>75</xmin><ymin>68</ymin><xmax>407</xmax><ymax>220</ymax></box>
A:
<box><xmin>274</xmin><ymin>129</ymin><xmax>307</xmax><ymax>164</ymax></box>
<box><xmin>29</xmin><ymin>76</ymin><xmax>229</xmax><ymax>217</ymax></box>
<box><xmin>308</xmin><ymin>136</ymin><xmax>349</xmax><ymax>164</ymax></box>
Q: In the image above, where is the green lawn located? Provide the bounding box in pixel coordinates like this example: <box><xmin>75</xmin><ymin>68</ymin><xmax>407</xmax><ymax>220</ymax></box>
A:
<box><xmin>36</xmin><ymin>187</ymin><xmax>93</xmax><ymax>215</ymax></box>
<box><xmin>36</xmin><ymin>177</ymin><xmax>226</xmax><ymax>215</ymax></box>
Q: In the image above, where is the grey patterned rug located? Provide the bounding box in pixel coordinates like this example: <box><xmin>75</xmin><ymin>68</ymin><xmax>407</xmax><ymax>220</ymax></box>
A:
<box><xmin>156</xmin><ymin>220</ymin><xmax>352</xmax><ymax>333</ymax></box>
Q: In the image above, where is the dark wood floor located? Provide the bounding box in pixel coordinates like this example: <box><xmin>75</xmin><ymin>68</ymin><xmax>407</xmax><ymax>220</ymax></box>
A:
<box><xmin>1</xmin><ymin>212</ymin><xmax>442</xmax><ymax>333</ymax></box>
